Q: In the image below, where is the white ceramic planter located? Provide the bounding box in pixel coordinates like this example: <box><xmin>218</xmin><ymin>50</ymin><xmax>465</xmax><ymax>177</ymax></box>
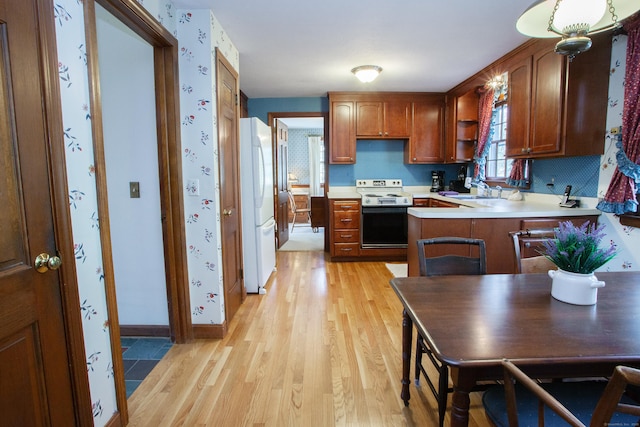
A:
<box><xmin>548</xmin><ymin>269</ymin><xmax>606</xmax><ymax>305</ymax></box>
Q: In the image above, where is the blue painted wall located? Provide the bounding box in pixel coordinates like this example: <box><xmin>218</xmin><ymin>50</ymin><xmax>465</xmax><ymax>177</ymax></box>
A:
<box><xmin>248</xmin><ymin>97</ymin><xmax>328</xmax><ymax>124</ymax></box>
<box><xmin>247</xmin><ymin>97</ymin><xmax>601</xmax><ymax>193</ymax></box>
<box><xmin>530</xmin><ymin>156</ymin><xmax>600</xmax><ymax>197</ymax></box>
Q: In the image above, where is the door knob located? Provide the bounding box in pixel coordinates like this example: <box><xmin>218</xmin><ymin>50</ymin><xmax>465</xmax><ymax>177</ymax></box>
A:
<box><xmin>223</xmin><ymin>209</ymin><xmax>233</xmax><ymax>216</ymax></box>
<box><xmin>34</xmin><ymin>253</ymin><xmax>62</xmax><ymax>273</ymax></box>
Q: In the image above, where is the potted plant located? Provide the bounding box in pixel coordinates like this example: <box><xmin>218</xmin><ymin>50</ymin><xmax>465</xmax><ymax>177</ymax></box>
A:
<box><xmin>542</xmin><ymin>221</ymin><xmax>617</xmax><ymax>305</ymax></box>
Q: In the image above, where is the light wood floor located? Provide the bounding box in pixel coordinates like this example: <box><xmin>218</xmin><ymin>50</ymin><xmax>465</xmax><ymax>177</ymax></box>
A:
<box><xmin>126</xmin><ymin>251</ymin><xmax>492</xmax><ymax>426</ymax></box>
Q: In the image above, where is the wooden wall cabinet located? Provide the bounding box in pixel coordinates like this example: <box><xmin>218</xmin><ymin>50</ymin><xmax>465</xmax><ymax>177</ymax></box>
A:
<box><xmin>406</xmin><ymin>98</ymin><xmax>445</xmax><ymax>163</ymax></box>
<box><xmin>356</xmin><ymin>100</ymin><xmax>411</xmax><ymax>138</ymax></box>
<box><xmin>328</xmin><ymin>92</ymin><xmax>445</xmax><ymax>165</ymax></box>
<box><xmin>506</xmin><ymin>34</ymin><xmax>610</xmax><ymax>159</ymax></box>
<box><xmin>330</xmin><ymin>199</ymin><xmax>361</xmax><ymax>257</ymax></box>
<box><xmin>445</xmin><ymin>89</ymin><xmax>479</xmax><ymax>163</ymax></box>
<box><xmin>329</xmin><ymin>100</ymin><xmax>356</xmax><ymax>164</ymax></box>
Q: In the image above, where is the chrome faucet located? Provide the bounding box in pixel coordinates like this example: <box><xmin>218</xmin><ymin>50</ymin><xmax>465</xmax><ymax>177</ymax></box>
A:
<box><xmin>472</xmin><ymin>182</ymin><xmax>502</xmax><ymax>198</ymax></box>
<box><xmin>493</xmin><ymin>185</ymin><xmax>503</xmax><ymax>199</ymax></box>
<box><xmin>472</xmin><ymin>181</ymin><xmax>491</xmax><ymax>197</ymax></box>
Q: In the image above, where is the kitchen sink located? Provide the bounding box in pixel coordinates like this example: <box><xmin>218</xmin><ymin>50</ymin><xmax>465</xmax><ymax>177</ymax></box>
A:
<box><xmin>446</xmin><ymin>194</ymin><xmax>500</xmax><ymax>200</ymax></box>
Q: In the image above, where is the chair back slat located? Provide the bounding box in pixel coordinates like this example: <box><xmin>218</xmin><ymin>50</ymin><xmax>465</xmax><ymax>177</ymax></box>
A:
<box><xmin>416</xmin><ymin>237</ymin><xmax>486</xmax><ymax>277</ymax></box>
<box><xmin>509</xmin><ymin>229</ymin><xmax>556</xmax><ymax>274</ymax></box>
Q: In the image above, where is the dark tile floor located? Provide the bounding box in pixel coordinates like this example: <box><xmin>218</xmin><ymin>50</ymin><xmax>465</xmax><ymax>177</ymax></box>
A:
<box><xmin>121</xmin><ymin>337</ymin><xmax>173</xmax><ymax>398</ymax></box>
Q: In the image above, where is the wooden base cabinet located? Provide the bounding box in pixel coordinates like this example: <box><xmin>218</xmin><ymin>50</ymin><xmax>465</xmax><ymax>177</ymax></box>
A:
<box><xmin>407</xmin><ymin>214</ymin><xmax>599</xmax><ymax>276</ymax></box>
<box><xmin>330</xmin><ymin>200</ymin><xmax>361</xmax><ymax>258</ymax></box>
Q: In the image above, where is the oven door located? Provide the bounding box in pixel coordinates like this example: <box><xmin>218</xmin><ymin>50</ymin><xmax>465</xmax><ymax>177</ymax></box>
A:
<box><xmin>361</xmin><ymin>206</ymin><xmax>408</xmax><ymax>248</ymax></box>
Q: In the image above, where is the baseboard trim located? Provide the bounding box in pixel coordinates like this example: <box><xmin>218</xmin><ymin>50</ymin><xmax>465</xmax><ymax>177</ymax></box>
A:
<box><xmin>103</xmin><ymin>411</ymin><xmax>122</xmax><ymax>427</ymax></box>
<box><xmin>119</xmin><ymin>325</ymin><xmax>170</xmax><ymax>337</ymax></box>
<box><xmin>193</xmin><ymin>322</ymin><xmax>227</xmax><ymax>339</ymax></box>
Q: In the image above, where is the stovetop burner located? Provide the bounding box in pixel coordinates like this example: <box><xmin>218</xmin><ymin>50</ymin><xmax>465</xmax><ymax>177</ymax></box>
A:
<box><xmin>356</xmin><ymin>179</ymin><xmax>412</xmax><ymax>206</ymax></box>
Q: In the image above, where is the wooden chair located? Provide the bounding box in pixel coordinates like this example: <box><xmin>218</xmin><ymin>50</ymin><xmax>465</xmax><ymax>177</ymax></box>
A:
<box><xmin>483</xmin><ymin>359</ymin><xmax>640</xmax><ymax>427</ymax></box>
<box><xmin>509</xmin><ymin>229</ymin><xmax>557</xmax><ymax>274</ymax></box>
<box><xmin>287</xmin><ymin>190</ymin><xmax>311</xmax><ymax>232</ymax></box>
<box><xmin>415</xmin><ymin>237</ymin><xmax>487</xmax><ymax>427</ymax></box>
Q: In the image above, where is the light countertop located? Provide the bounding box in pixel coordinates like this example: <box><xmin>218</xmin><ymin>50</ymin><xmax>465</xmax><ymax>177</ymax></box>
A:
<box><xmin>327</xmin><ymin>186</ymin><xmax>601</xmax><ymax>219</ymax></box>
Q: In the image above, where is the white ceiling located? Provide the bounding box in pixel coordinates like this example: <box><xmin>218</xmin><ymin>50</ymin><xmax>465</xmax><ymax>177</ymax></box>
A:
<box><xmin>172</xmin><ymin>0</ymin><xmax>536</xmax><ymax>98</ymax></box>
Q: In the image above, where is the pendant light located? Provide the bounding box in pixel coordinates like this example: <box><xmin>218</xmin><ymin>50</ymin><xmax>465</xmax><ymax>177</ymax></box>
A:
<box><xmin>516</xmin><ymin>0</ymin><xmax>640</xmax><ymax>59</ymax></box>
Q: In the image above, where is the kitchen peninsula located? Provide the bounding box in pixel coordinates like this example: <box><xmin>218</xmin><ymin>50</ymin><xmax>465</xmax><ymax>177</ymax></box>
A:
<box><xmin>407</xmin><ymin>193</ymin><xmax>600</xmax><ymax>275</ymax></box>
<box><xmin>328</xmin><ymin>188</ymin><xmax>601</xmax><ymax>272</ymax></box>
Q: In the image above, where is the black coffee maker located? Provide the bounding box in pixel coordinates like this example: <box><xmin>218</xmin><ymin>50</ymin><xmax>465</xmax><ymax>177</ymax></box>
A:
<box><xmin>430</xmin><ymin>170</ymin><xmax>445</xmax><ymax>192</ymax></box>
<box><xmin>449</xmin><ymin>165</ymin><xmax>471</xmax><ymax>193</ymax></box>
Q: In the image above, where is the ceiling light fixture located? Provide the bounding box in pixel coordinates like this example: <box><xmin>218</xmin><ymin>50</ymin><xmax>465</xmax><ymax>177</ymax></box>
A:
<box><xmin>351</xmin><ymin>65</ymin><xmax>382</xmax><ymax>83</ymax></box>
<box><xmin>516</xmin><ymin>0</ymin><xmax>640</xmax><ymax>60</ymax></box>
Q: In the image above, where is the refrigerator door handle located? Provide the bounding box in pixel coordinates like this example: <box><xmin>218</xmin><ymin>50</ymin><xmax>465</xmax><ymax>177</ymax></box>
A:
<box><xmin>256</xmin><ymin>143</ymin><xmax>266</xmax><ymax>208</ymax></box>
<box><xmin>263</xmin><ymin>217</ymin><xmax>276</xmax><ymax>230</ymax></box>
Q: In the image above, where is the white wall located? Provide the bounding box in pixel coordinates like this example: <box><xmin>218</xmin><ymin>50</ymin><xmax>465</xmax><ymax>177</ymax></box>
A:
<box><xmin>96</xmin><ymin>5</ymin><xmax>169</xmax><ymax>325</ymax></box>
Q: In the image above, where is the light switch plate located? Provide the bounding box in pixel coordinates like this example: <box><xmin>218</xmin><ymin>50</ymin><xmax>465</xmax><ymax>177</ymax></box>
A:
<box><xmin>130</xmin><ymin>181</ymin><xmax>140</xmax><ymax>198</ymax></box>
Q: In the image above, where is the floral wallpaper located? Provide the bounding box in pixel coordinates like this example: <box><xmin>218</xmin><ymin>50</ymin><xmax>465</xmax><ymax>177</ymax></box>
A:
<box><xmin>177</xmin><ymin>9</ymin><xmax>239</xmax><ymax>325</ymax></box>
<box><xmin>54</xmin><ymin>0</ymin><xmax>117</xmax><ymax>423</ymax></box>
<box><xmin>53</xmin><ymin>0</ymin><xmax>180</xmax><ymax>425</ymax></box>
<box><xmin>55</xmin><ymin>1</ymin><xmax>240</xmax><ymax>423</ymax></box>
<box><xmin>596</xmin><ymin>34</ymin><xmax>639</xmax><ymax>272</ymax></box>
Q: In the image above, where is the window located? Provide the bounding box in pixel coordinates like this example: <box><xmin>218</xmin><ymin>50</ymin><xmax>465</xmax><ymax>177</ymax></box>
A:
<box><xmin>485</xmin><ymin>101</ymin><xmax>512</xmax><ymax>180</ymax></box>
<box><xmin>484</xmin><ymin>74</ymin><xmax>529</xmax><ymax>187</ymax></box>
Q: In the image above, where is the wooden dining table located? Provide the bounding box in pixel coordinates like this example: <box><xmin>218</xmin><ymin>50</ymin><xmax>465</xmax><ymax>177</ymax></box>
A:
<box><xmin>389</xmin><ymin>272</ymin><xmax>640</xmax><ymax>427</ymax></box>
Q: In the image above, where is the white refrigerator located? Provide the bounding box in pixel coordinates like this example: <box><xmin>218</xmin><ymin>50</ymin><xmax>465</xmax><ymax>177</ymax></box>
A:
<box><xmin>240</xmin><ymin>118</ymin><xmax>276</xmax><ymax>294</ymax></box>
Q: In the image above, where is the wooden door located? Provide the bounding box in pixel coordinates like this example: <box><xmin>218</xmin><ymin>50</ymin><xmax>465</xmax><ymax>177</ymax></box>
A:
<box><xmin>275</xmin><ymin>119</ymin><xmax>289</xmax><ymax>248</ymax></box>
<box><xmin>216</xmin><ymin>50</ymin><xmax>244</xmax><ymax>322</ymax></box>
<box><xmin>0</xmin><ymin>0</ymin><xmax>76</xmax><ymax>424</ymax></box>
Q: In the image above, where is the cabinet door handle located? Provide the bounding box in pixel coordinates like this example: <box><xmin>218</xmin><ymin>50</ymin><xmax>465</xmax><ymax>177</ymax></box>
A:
<box><xmin>340</xmin><ymin>248</ymin><xmax>353</xmax><ymax>252</ymax></box>
<box><xmin>349</xmin><ymin>157</ymin><xmax>354</xmax><ymax>162</ymax></box>
<box><xmin>385</xmin><ymin>132</ymin><xmax>389</xmax><ymax>136</ymax></box>
<box><xmin>341</xmin><ymin>205</ymin><xmax>352</xmax><ymax>209</ymax></box>
<box><xmin>340</xmin><ymin>218</ymin><xmax>352</xmax><ymax>223</ymax></box>
<box><xmin>340</xmin><ymin>234</ymin><xmax>352</xmax><ymax>238</ymax></box>
<box><xmin>378</xmin><ymin>131</ymin><xmax>383</xmax><ymax>136</ymax></box>
<box><xmin>521</xmin><ymin>148</ymin><xmax>527</xmax><ymax>153</ymax></box>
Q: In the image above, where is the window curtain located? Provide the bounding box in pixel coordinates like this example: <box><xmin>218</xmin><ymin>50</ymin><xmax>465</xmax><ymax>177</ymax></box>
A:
<box><xmin>597</xmin><ymin>19</ymin><xmax>640</xmax><ymax>214</ymax></box>
<box><xmin>473</xmin><ymin>87</ymin><xmax>496</xmax><ymax>181</ymax></box>
<box><xmin>506</xmin><ymin>159</ymin><xmax>527</xmax><ymax>187</ymax></box>
<box><xmin>308</xmin><ymin>135</ymin><xmax>323</xmax><ymax>196</ymax></box>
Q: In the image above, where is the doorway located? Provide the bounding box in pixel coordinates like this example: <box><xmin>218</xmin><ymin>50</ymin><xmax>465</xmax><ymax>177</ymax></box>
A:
<box><xmin>87</xmin><ymin>0</ymin><xmax>190</xmax><ymax>420</ymax></box>
<box><xmin>95</xmin><ymin>2</ymin><xmax>172</xmax><ymax>397</ymax></box>
<box><xmin>268</xmin><ymin>112</ymin><xmax>329</xmax><ymax>252</ymax></box>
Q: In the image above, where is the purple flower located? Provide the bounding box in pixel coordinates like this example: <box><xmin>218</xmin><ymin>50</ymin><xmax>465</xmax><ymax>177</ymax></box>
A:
<box><xmin>542</xmin><ymin>221</ymin><xmax>617</xmax><ymax>274</ymax></box>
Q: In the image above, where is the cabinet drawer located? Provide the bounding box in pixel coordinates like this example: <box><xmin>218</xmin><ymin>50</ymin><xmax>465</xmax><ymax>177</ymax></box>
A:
<box><xmin>333</xmin><ymin>211</ymin><xmax>360</xmax><ymax>229</ymax></box>
<box><xmin>413</xmin><ymin>198</ymin><xmax>429</xmax><ymax>207</ymax></box>
<box><xmin>333</xmin><ymin>200</ymin><xmax>359</xmax><ymax>211</ymax></box>
<box><xmin>333</xmin><ymin>230</ymin><xmax>359</xmax><ymax>243</ymax></box>
<box><xmin>333</xmin><ymin>243</ymin><xmax>360</xmax><ymax>256</ymax></box>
